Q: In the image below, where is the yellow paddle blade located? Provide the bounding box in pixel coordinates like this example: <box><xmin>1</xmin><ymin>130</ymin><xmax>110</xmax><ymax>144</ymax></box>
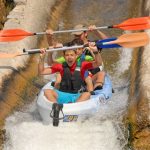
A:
<box><xmin>103</xmin><ymin>32</ymin><xmax>149</xmax><ymax>48</ymax></box>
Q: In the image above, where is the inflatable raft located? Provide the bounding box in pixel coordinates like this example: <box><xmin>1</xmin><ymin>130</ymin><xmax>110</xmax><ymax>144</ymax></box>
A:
<box><xmin>37</xmin><ymin>74</ymin><xmax>113</xmax><ymax>126</ymax></box>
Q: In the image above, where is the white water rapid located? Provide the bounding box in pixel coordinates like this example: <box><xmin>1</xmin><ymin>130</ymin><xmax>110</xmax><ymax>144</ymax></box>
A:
<box><xmin>3</xmin><ymin>47</ymin><xmax>133</xmax><ymax>150</ymax></box>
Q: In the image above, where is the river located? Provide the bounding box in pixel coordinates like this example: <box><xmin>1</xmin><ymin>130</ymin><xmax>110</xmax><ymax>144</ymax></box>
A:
<box><xmin>3</xmin><ymin>0</ymin><xmax>141</xmax><ymax>149</ymax></box>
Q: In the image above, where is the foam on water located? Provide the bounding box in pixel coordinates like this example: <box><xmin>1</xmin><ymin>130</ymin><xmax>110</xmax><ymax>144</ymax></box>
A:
<box><xmin>3</xmin><ymin>101</ymin><xmax>125</xmax><ymax>150</ymax></box>
<box><xmin>115</xmin><ymin>48</ymin><xmax>133</xmax><ymax>75</ymax></box>
<box><xmin>3</xmin><ymin>86</ymin><xmax>129</xmax><ymax>150</ymax></box>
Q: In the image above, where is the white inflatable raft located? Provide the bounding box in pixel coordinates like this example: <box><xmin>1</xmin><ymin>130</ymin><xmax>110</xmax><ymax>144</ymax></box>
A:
<box><xmin>37</xmin><ymin>74</ymin><xmax>113</xmax><ymax>126</ymax></box>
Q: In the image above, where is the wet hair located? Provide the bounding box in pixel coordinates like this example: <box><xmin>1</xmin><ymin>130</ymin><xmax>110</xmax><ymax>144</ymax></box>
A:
<box><xmin>65</xmin><ymin>39</ymin><xmax>84</xmax><ymax>46</ymax></box>
<box><xmin>63</xmin><ymin>39</ymin><xmax>84</xmax><ymax>55</ymax></box>
<box><xmin>63</xmin><ymin>49</ymin><xmax>77</xmax><ymax>55</ymax></box>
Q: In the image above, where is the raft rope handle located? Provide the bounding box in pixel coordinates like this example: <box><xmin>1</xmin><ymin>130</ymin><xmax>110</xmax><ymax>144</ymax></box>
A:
<box><xmin>50</xmin><ymin>106</ymin><xmax>65</xmax><ymax>120</ymax></box>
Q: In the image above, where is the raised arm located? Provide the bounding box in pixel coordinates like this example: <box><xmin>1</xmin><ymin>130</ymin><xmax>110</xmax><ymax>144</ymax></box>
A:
<box><xmin>38</xmin><ymin>49</ymin><xmax>52</xmax><ymax>75</ymax></box>
<box><xmin>88</xmin><ymin>25</ymin><xmax>108</xmax><ymax>39</ymax></box>
<box><xmin>46</xmin><ymin>29</ymin><xmax>63</xmax><ymax>66</ymax></box>
<box><xmin>87</xmin><ymin>42</ymin><xmax>103</xmax><ymax>67</ymax></box>
<box><xmin>46</xmin><ymin>29</ymin><xmax>56</xmax><ymax>46</ymax></box>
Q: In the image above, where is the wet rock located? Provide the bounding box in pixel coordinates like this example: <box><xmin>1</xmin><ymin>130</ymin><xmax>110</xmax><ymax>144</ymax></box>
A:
<box><xmin>133</xmin><ymin>128</ymin><xmax>150</xmax><ymax>150</ymax></box>
<box><xmin>7</xmin><ymin>5</ymin><xmax>24</xmax><ymax>19</ymax></box>
<box><xmin>135</xmin><ymin>128</ymin><xmax>150</xmax><ymax>138</ymax></box>
<box><xmin>0</xmin><ymin>129</ymin><xmax>6</xmax><ymax>149</ymax></box>
<box><xmin>0</xmin><ymin>0</ymin><xmax>7</xmax><ymax>29</ymax></box>
<box><xmin>128</xmin><ymin>19</ymin><xmax>150</xmax><ymax>148</ymax></box>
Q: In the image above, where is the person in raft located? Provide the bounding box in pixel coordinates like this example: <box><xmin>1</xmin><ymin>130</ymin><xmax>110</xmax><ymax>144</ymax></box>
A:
<box><xmin>38</xmin><ymin>42</ymin><xmax>102</xmax><ymax>104</ymax></box>
<box><xmin>46</xmin><ymin>24</ymin><xmax>107</xmax><ymax>91</ymax></box>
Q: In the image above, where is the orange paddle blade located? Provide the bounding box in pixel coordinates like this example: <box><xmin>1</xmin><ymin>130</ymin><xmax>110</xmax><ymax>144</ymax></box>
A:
<box><xmin>117</xmin><ymin>24</ymin><xmax>150</xmax><ymax>30</ymax></box>
<box><xmin>113</xmin><ymin>17</ymin><xmax>150</xmax><ymax>30</ymax></box>
<box><xmin>104</xmin><ymin>32</ymin><xmax>149</xmax><ymax>48</ymax></box>
<box><xmin>0</xmin><ymin>36</ymin><xmax>27</xmax><ymax>42</ymax></box>
<box><xmin>0</xmin><ymin>29</ymin><xmax>34</xmax><ymax>37</ymax></box>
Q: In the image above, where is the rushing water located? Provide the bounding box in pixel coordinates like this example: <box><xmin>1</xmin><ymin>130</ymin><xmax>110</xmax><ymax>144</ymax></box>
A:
<box><xmin>3</xmin><ymin>0</ymin><xmax>140</xmax><ymax>149</ymax></box>
<box><xmin>3</xmin><ymin>47</ymin><xmax>131</xmax><ymax>150</ymax></box>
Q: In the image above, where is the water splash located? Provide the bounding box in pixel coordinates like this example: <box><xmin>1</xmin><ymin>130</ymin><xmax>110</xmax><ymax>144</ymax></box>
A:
<box><xmin>116</xmin><ymin>47</ymin><xmax>133</xmax><ymax>75</ymax></box>
<box><xmin>4</xmin><ymin>102</ymin><xmax>125</xmax><ymax>150</ymax></box>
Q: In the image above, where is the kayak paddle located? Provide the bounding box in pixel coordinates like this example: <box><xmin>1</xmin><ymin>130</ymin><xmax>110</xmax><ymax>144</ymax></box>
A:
<box><xmin>0</xmin><ymin>46</ymin><xmax>85</xmax><ymax>59</ymax></box>
<box><xmin>0</xmin><ymin>17</ymin><xmax>150</xmax><ymax>42</ymax></box>
<box><xmin>0</xmin><ymin>38</ymin><xmax>120</xmax><ymax>58</ymax></box>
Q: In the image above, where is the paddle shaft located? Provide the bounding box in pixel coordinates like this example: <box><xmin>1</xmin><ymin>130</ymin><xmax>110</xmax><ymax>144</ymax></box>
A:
<box><xmin>0</xmin><ymin>45</ymin><xmax>85</xmax><ymax>58</ymax></box>
<box><xmin>24</xmin><ymin>40</ymin><xmax>109</xmax><ymax>53</ymax></box>
<box><xmin>24</xmin><ymin>45</ymin><xmax>84</xmax><ymax>53</ymax></box>
<box><xmin>29</xmin><ymin>26</ymin><xmax>109</xmax><ymax>35</ymax></box>
<box><xmin>0</xmin><ymin>26</ymin><xmax>109</xmax><ymax>37</ymax></box>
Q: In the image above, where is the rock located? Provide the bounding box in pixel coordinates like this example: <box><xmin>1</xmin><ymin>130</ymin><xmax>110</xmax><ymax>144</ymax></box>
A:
<box><xmin>133</xmin><ymin>128</ymin><xmax>150</xmax><ymax>150</ymax></box>
<box><xmin>135</xmin><ymin>128</ymin><xmax>150</xmax><ymax>138</ymax></box>
<box><xmin>0</xmin><ymin>129</ymin><xmax>6</xmax><ymax>148</ymax></box>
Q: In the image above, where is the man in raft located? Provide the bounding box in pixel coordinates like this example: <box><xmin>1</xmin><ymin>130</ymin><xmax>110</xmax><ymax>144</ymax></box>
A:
<box><xmin>46</xmin><ymin>24</ymin><xmax>107</xmax><ymax>91</ymax></box>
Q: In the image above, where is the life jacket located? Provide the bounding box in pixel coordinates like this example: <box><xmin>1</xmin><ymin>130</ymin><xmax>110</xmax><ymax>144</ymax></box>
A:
<box><xmin>77</xmin><ymin>51</ymin><xmax>103</xmax><ymax>75</ymax></box>
<box><xmin>77</xmin><ymin>53</ymin><xmax>85</xmax><ymax>67</ymax></box>
<box><xmin>59</xmin><ymin>63</ymin><xmax>85</xmax><ymax>93</ymax></box>
<box><xmin>84</xmin><ymin>48</ymin><xmax>92</xmax><ymax>56</ymax></box>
